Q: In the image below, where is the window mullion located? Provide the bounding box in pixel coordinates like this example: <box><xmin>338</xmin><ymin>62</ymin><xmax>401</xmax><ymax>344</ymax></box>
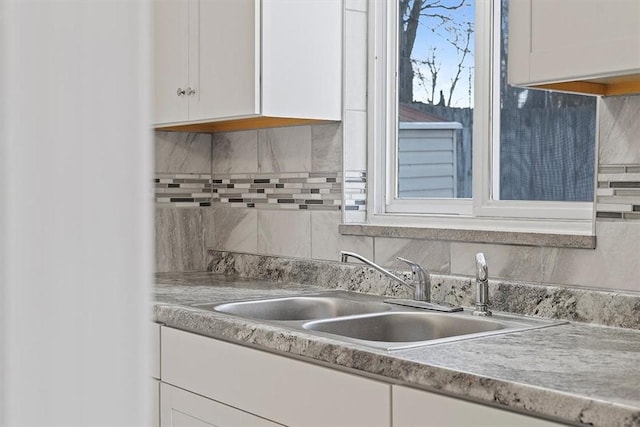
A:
<box><xmin>472</xmin><ymin>0</ymin><xmax>494</xmax><ymax>216</ymax></box>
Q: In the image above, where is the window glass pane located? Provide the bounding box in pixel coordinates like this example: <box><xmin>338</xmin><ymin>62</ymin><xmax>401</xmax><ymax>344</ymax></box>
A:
<box><xmin>397</xmin><ymin>0</ymin><xmax>474</xmax><ymax>199</ymax></box>
<box><xmin>499</xmin><ymin>0</ymin><xmax>596</xmax><ymax>202</ymax></box>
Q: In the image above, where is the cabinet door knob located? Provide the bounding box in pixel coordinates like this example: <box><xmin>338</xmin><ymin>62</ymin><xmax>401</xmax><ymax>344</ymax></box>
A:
<box><xmin>176</xmin><ymin>88</ymin><xmax>186</xmax><ymax>96</ymax></box>
<box><xmin>186</xmin><ymin>87</ymin><xmax>197</xmax><ymax>96</ymax></box>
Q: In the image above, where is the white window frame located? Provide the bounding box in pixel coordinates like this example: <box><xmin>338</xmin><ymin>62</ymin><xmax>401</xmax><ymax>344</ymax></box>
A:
<box><xmin>367</xmin><ymin>0</ymin><xmax>597</xmax><ymax>235</ymax></box>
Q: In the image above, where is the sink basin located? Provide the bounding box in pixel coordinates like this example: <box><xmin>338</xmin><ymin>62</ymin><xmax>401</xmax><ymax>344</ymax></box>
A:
<box><xmin>304</xmin><ymin>312</ymin><xmax>504</xmax><ymax>342</ymax></box>
<box><xmin>302</xmin><ymin>309</ymin><xmax>566</xmax><ymax>350</ymax></box>
<box><xmin>195</xmin><ymin>291</ymin><xmax>566</xmax><ymax>350</ymax></box>
<box><xmin>204</xmin><ymin>296</ymin><xmax>390</xmax><ymax>321</ymax></box>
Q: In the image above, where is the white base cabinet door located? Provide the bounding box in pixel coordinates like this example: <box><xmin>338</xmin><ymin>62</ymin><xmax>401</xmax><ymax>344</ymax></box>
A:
<box><xmin>153</xmin><ymin>379</ymin><xmax>161</xmax><ymax>427</ymax></box>
<box><xmin>392</xmin><ymin>385</ymin><xmax>566</xmax><ymax>427</ymax></box>
<box><xmin>160</xmin><ymin>383</ymin><xmax>281</xmax><ymax>427</ymax></box>
<box><xmin>152</xmin><ymin>324</ymin><xmax>162</xmax><ymax>427</ymax></box>
<box><xmin>159</xmin><ymin>327</ymin><xmax>568</xmax><ymax>427</ymax></box>
<box><xmin>151</xmin><ymin>323</ymin><xmax>161</xmax><ymax>380</ymax></box>
<box><xmin>161</xmin><ymin>327</ymin><xmax>390</xmax><ymax>427</ymax></box>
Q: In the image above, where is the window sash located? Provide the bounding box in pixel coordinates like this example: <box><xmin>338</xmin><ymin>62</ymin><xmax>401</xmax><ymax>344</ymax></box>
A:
<box><xmin>384</xmin><ymin>0</ymin><xmax>472</xmax><ymax>215</ymax></box>
<box><xmin>369</xmin><ymin>0</ymin><xmax>595</xmax><ymax>231</ymax></box>
<box><xmin>474</xmin><ymin>0</ymin><xmax>595</xmax><ymax>221</ymax></box>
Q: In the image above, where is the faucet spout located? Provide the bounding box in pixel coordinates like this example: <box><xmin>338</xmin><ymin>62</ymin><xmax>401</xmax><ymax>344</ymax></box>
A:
<box><xmin>340</xmin><ymin>251</ymin><xmax>429</xmax><ymax>302</ymax></box>
<box><xmin>340</xmin><ymin>251</ymin><xmax>411</xmax><ymax>290</ymax></box>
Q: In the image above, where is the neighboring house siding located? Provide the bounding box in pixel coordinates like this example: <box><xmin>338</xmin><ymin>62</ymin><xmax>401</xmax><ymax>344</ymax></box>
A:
<box><xmin>398</xmin><ymin>122</ymin><xmax>462</xmax><ymax>198</ymax></box>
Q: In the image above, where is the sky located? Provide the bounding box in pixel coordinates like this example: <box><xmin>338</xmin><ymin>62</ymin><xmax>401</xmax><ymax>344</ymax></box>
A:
<box><xmin>406</xmin><ymin>0</ymin><xmax>475</xmax><ymax>108</ymax></box>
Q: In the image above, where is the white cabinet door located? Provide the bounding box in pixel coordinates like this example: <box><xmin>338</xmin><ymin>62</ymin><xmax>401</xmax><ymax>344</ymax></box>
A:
<box><xmin>160</xmin><ymin>383</ymin><xmax>281</xmax><ymax>427</ymax></box>
<box><xmin>261</xmin><ymin>0</ymin><xmax>342</xmax><ymax>120</ymax></box>
<box><xmin>153</xmin><ymin>379</ymin><xmax>161</xmax><ymax>427</ymax></box>
<box><xmin>154</xmin><ymin>0</ymin><xmax>259</xmax><ymax>125</ymax></box>
<box><xmin>161</xmin><ymin>327</ymin><xmax>390</xmax><ymax>427</ymax></box>
<box><xmin>151</xmin><ymin>323</ymin><xmax>161</xmax><ymax>380</ymax></box>
<box><xmin>194</xmin><ymin>0</ymin><xmax>259</xmax><ymax>121</ymax></box>
<box><xmin>392</xmin><ymin>385</ymin><xmax>566</xmax><ymax>427</ymax></box>
<box><xmin>509</xmin><ymin>0</ymin><xmax>640</xmax><ymax>95</ymax></box>
<box><xmin>154</xmin><ymin>0</ymin><xmax>189</xmax><ymax>124</ymax></box>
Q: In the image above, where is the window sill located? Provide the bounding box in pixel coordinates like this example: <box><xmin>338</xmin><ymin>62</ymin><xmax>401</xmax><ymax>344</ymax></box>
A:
<box><xmin>339</xmin><ymin>223</ymin><xmax>596</xmax><ymax>249</ymax></box>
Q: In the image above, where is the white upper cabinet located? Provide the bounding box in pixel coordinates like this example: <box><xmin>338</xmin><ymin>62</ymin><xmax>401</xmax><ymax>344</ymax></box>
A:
<box><xmin>154</xmin><ymin>0</ymin><xmax>190</xmax><ymax>124</ymax></box>
<box><xmin>508</xmin><ymin>0</ymin><xmax>640</xmax><ymax>96</ymax></box>
<box><xmin>194</xmin><ymin>0</ymin><xmax>259</xmax><ymax>122</ymax></box>
<box><xmin>153</xmin><ymin>0</ymin><xmax>342</xmax><ymax>129</ymax></box>
<box><xmin>261</xmin><ymin>0</ymin><xmax>342</xmax><ymax>120</ymax></box>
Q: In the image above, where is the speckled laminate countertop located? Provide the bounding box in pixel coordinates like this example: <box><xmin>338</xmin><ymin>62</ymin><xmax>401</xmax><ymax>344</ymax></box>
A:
<box><xmin>154</xmin><ymin>272</ymin><xmax>640</xmax><ymax>427</ymax></box>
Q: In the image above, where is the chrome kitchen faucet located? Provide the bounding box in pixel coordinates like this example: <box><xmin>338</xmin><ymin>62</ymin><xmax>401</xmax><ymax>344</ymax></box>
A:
<box><xmin>340</xmin><ymin>251</ymin><xmax>462</xmax><ymax>312</ymax></box>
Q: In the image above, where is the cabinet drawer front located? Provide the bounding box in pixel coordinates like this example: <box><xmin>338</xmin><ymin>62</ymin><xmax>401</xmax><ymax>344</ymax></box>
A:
<box><xmin>161</xmin><ymin>327</ymin><xmax>390</xmax><ymax>427</ymax></box>
<box><xmin>160</xmin><ymin>383</ymin><xmax>281</xmax><ymax>427</ymax></box>
<box><xmin>392</xmin><ymin>385</ymin><xmax>566</xmax><ymax>427</ymax></box>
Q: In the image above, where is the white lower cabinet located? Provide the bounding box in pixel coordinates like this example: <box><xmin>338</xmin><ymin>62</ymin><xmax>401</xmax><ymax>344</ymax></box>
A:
<box><xmin>152</xmin><ymin>323</ymin><xmax>161</xmax><ymax>427</ymax></box>
<box><xmin>151</xmin><ymin>323</ymin><xmax>161</xmax><ymax>380</ymax></box>
<box><xmin>160</xmin><ymin>383</ymin><xmax>281</xmax><ymax>427</ymax></box>
<box><xmin>392</xmin><ymin>385</ymin><xmax>565</xmax><ymax>427</ymax></box>
<box><xmin>158</xmin><ymin>326</ymin><xmax>566</xmax><ymax>427</ymax></box>
<box><xmin>153</xmin><ymin>379</ymin><xmax>161</xmax><ymax>427</ymax></box>
<box><xmin>160</xmin><ymin>326</ymin><xmax>390</xmax><ymax>427</ymax></box>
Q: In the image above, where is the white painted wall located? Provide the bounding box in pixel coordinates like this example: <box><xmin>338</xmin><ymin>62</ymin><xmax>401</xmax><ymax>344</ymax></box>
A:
<box><xmin>0</xmin><ymin>1</ymin><xmax>152</xmax><ymax>425</ymax></box>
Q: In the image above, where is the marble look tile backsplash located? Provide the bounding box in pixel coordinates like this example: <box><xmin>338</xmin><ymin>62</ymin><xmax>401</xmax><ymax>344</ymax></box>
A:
<box><xmin>155</xmin><ymin>131</ymin><xmax>214</xmax><ymax>272</ymax></box>
<box><xmin>155</xmin><ymin>132</ymin><xmax>212</xmax><ymax>173</ymax></box>
<box><xmin>154</xmin><ymin>123</ymin><xmax>365</xmax><ymax>270</ymax></box>
<box><xmin>595</xmin><ymin>96</ymin><xmax>640</xmax><ymax>222</ymax></box>
<box><xmin>596</xmin><ymin>164</ymin><xmax>640</xmax><ymax>220</ymax></box>
<box><xmin>599</xmin><ymin>96</ymin><xmax>640</xmax><ymax>165</ymax></box>
<box><xmin>155</xmin><ymin>124</ymin><xmax>344</xmax><ymax>211</ymax></box>
<box><xmin>155</xmin><ymin>172</ymin><xmax>342</xmax><ymax>210</ymax></box>
<box><xmin>344</xmin><ymin>170</ymin><xmax>366</xmax><ymax>212</ymax></box>
<box><xmin>155</xmin><ymin>173</ymin><xmax>213</xmax><ymax>207</ymax></box>
<box><xmin>156</xmin><ymin>208</ymin><xmax>213</xmax><ymax>272</ymax></box>
<box><xmin>211</xmin><ymin>207</ymin><xmax>258</xmax><ymax>254</ymax></box>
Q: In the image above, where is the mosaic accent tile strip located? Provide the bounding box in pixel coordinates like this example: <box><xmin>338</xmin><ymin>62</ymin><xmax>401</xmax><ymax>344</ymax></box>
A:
<box><xmin>155</xmin><ymin>173</ymin><xmax>213</xmax><ymax>207</ymax></box>
<box><xmin>155</xmin><ymin>172</ymin><xmax>342</xmax><ymax>210</ymax></box>
<box><xmin>596</xmin><ymin>164</ymin><xmax>640</xmax><ymax>220</ymax></box>
<box><xmin>344</xmin><ymin>170</ymin><xmax>367</xmax><ymax>212</ymax></box>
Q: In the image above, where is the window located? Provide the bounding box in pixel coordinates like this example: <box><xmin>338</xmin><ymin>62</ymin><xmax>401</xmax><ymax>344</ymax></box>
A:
<box><xmin>370</xmin><ymin>0</ymin><xmax>597</xmax><ymax>233</ymax></box>
<box><xmin>496</xmin><ymin>0</ymin><xmax>596</xmax><ymax>203</ymax></box>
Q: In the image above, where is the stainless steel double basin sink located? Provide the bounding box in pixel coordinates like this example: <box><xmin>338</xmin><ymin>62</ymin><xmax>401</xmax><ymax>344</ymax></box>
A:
<box><xmin>194</xmin><ymin>291</ymin><xmax>566</xmax><ymax>351</ymax></box>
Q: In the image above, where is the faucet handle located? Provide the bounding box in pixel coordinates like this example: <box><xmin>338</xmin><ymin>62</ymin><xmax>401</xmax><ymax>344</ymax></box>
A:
<box><xmin>396</xmin><ymin>256</ymin><xmax>422</xmax><ymax>274</ymax></box>
<box><xmin>396</xmin><ymin>257</ymin><xmax>430</xmax><ymax>281</ymax></box>
<box><xmin>396</xmin><ymin>257</ymin><xmax>431</xmax><ymax>302</ymax></box>
<box><xmin>475</xmin><ymin>252</ymin><xmax>488</xmax><ymax>281</ymax></box>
